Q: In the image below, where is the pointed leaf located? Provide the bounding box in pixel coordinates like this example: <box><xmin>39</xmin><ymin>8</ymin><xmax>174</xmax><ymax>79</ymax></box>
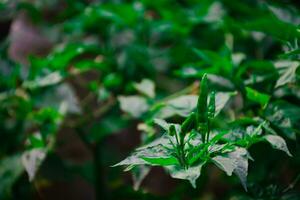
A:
<box><xmin>228</xmin><ymin>148</ymin><xmax>249</xmax><ymax>191</ymax></box>
<box><xmin>166</xmin><ymin>163</ymin><xmax>204</xmax><ymax>188</ymax></box>
<box><xmin>132</xmin><ymin>165</ymin><xmax>151</xmax><ymax>191</ymax></box>
<box><xmin>212</xmin><ymin>156</ymin><xmax>237</xmax><ymax>176</ymax></box>
<box><xmin>275</xmin><ymin>63</ymin><xmax>299</xmax><ymax>88</ymax></box>
<box><xmin>22</xmin><ymin>149</ymin><xmax>46</xmax><ymax>181</ymax></box>
<box><xmin>264</xmin><ymin>135</ymin><xmax>292</xmax><ymax>156</ymax></box>
<box><xmin>134</xmin><ymin>79</ymin><xmax>155</xmax><ymax>98</ymax></box>
<box><xmin>118</xmin><ymin>95</ymin><xmax>149</xmax><ymax>118</ymax></box>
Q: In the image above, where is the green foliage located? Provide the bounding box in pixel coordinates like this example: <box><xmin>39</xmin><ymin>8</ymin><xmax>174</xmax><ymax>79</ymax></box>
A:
<box><xmin>115</xmin><ymin>75</ymin><xmax>292</xmax><ymax>190</ymax></box>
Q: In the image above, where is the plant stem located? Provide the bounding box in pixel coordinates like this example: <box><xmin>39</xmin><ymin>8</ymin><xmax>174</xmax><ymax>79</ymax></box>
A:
<box><xmin>173</xmin><ymin>131</ymin><xmax>187</xmax><ymax>168</ymax></box>
<box><xmin>206</xmin><ymin>120</ymin><xmax>211</xmax><ymax>143</ymax></box>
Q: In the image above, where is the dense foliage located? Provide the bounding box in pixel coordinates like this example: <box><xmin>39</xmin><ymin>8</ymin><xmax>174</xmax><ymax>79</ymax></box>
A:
<box><xmin>0</xmin><ymin>0</ymin><xmax>300</xmax><ymax>200</ymax></box>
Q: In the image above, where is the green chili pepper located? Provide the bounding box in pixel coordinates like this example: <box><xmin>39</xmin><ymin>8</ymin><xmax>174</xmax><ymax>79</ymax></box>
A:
<box><xmin>181</xmin><ymin>112</ymin><xmax>196</xmax><ymax>136</ymax></box>
<box><xmin>208</xmin><ymin>91</ymin><xmax>216</xmax><ymax>120</ymax></box>
<box><xmin>169</xmin><ymin>124</ymin><xmax>176</xmax><ymax>136</ymax></box>
<box><xmin>196</xmin><ymin>74</ymin><xmax>209</xmax><ymax>141</ymax></box>
<box><xmin>196</xmin><ymin>74</ymin><xmax>208</xmax><ymax>124</ymax></box>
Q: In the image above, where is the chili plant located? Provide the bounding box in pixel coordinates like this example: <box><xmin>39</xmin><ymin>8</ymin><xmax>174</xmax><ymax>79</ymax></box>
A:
<box><xmin>115</xmin><ymin>74</ymin><xmax>292</xmax><ymax>190</ymax></box>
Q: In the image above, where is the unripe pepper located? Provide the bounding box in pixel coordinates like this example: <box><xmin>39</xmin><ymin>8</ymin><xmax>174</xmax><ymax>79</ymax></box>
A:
<box><xmin>196</xmin><ymin>74</ymin><xmax>208</xmax><ymax>124</ymax></box>
<box><xmin>168</xmin><ymin>125</ymin><xmax>176</xmax><ymax>136</ymax></box>
<box><xmin>181</xmin><ymin>112</ymin><xmax>196</xmax><ymax>137</ymax></box>
<box><xmin>196</xmin><ymin>74</ymin><xmax>209</xmax><ymax>141</ymax></box>
<box><xmin>208</xmin><ymin>91</ymin><xmax>216</xmax><ymax>120</ymax></box>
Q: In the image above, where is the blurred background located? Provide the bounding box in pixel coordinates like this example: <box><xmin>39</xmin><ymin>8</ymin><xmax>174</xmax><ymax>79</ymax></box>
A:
<box><xmin>0</xmin><ymin>0</ymin><xmax>300</xmax><ymax>200</ymax></box>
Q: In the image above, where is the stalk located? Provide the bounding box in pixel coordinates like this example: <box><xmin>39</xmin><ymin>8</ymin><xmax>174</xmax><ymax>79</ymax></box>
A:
<box><xmin>196</xmin><ymin>74</ymin><xmax>209</xmax><ymax>143</ymax></box>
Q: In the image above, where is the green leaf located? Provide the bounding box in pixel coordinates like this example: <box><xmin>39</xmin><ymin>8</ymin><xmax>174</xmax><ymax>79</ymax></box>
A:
<box><xmin>28</xmin><ymin>132</ymin><xmax>45</xmax><ymax>148</ymax></box>
<box><xmin>154</xmin><ymin>118</ymin><xmax>171</xmax><ymax>131</ymax></box>
<box><xmin>155</xmin><ymin>95</ymin><xmax>198</xmax><ymax>119</ymax></box>
<box><xmin>153</xmin><ymin>119</ymin><xmax>181</xmax><ymax>136</ymax></box>
<box><xmin>141</xmin><ymin>156</ymin><xmax>179</xmax><ymax>166</ymax></box>
<box><xmin>215</xmin><ymin>92</ymin><xmax>235</xmax><ymax>116</ymax></box>
<box><xmin>0</xmin><ymin>155</ymin><xmax>24</xmax><ymax>199</ymax></box>
<box><xmin>21</xmin><ymin>148</ymin><xmax>46</xmax><ymax>181</ymax></box>
<box><xmin>166</xmin><ymin>162</ymin><xmax>204</xmax><ymax>188</ymax></box>
<box><xmin>131</xmin><ymin>165</ymin><xmax>151</xmax><ymax>191</ymax></box>
<box><xmin>228</xmin><ymin>148</ymin><xmax>249</xmax><ymax>191</ymax></box>
<box><xmin>245</xmin><ymin>87</ymin><xmax>271</xmax><ymax>108</ymax></box>
<box><xmin>114</xmin><ymin>143</ymin><xmax>172</xmax><ymax>167</ymax></box>
<box><xmin>103</xmin><ymin>73</ymin><xmax>123</xmax><ymax>89</ymax></box>
<box><xmin>265</xmin><ymin>101</ymin><xmax>300</xmax><ymax>140</ymax></box>
<box><xmin>279</xmin><ymin>49</ymin><xmax>300</xmax><ymax>59</ymax></box>
<box><xmin>36</xmin><ymin>83</ymin><xmax>81</xmax><ymax>114</ymax></box>
<box><xmin>212</xmin><ymin>156</ymin><xmax>237</xmax><ymax>176</ymax></box>
<box><xmin>154</xmin><ymin>91</ymin><xmax>233</xmax><ymax>119</ymax></box>
<box><xmin>264</xmin><ymin>135</ymin><xmax>292</xmax><ymax>157</ymax></box>
<box><xmin>118</xmin><ymin>95</ymin><xmax>149</xmax><ymax>118</ymax></box>
<box><xmin>134</xmin><ymin>79</ymin><xmax>155</xmax><ymax>98</ymax></box>
<box><xmin>240</xmin><ymin>15</ymin><xmax>300</xmax><ymax>41</ymax></box>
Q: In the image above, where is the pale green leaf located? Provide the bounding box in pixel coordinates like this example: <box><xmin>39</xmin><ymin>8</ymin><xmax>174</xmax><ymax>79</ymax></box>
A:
<box><xmin>275</xmin><ymin>62</ymin><xmax>299</xmax><ymax>88</ymax></box>
<box><xmin>134</xmin><ymin>79</ymin><xmax>155</xmax><ymax>98</ymax></box>
<box><xmin>23</xmin><ymin>71</ymin><xmax>63</xmax><ymax>89</ymax></box>
<box><xmin>21</xmin><ymin>148</ymin><xmax>46</xmax><ymax>181</ymax></box>
<box><xmin>228</xmin><ymin>148</ymin><xmax>249</xmax><ymax>191</ymax></box>
<box><xmin>155</xmin><ymin>92</ymin><xmax>233</xmax><ymax>119</ymax></box>
<box><xmin>118</xmin><ymin>95</ymin><xmax>149</xmax><ymax>118</ymax></box>
<box><xmin>215</xmin><ymin>92</ymin><xmax>235</xmax><ymax>116</ymax></box>
<box><xmin>114</xmin><ymin>144</ymin><xmax>171</xmax><ymax>167</ymax></box>
<box><xmin>132</xmin><ymin>165</ymin><xmax>151</xmax><ymax>191</ymax></box>
<box><xmin>156</xmin><ymin>95</ymin><xmax>198</xmax><ymax>119</ymax></box>
<box><xmin>212</xmin><ymin>156</ymin><xmax>237</xmax><ymax>176</ymax></box>
<box><xmin>166</xmin><ymin>163</ymin><xmax>204</xmax><ymax>188</ymax></box>
<box><xmin>264</xmin><ymin>135</ymin><xmax>292</xmax><ymax>156</ymax></box>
